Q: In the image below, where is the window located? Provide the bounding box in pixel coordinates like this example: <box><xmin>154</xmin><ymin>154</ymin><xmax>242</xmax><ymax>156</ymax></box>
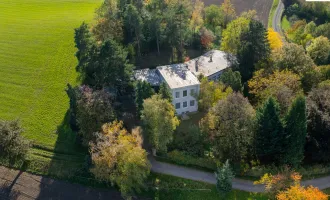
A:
<box><xmin>183</xmin><ymin>101</ymin><xmax>187</xmax><ymax>108</ymax></box>
<box><xmin>175</xmin><ymin>92</ymin><xmax>180</xmax><ymax>98</ymax></box>
<box><xmin>190</xmin><ymin>89</ymin><xmax>195</xmax><ymax>95</ymax></box>
<box><xmin>183</xmin><ymin>90</ymin><xmax>187</xmax><ymax>97</ymax></box>
<box><xmin>175</xmin><ymin>102</ymin><xmax>180</xmax><ymax>109</ymax></box>
<box><xmin>190</xmin><ymin>100</ymin><xmax>195</xmax><ymax>106</ymax></box>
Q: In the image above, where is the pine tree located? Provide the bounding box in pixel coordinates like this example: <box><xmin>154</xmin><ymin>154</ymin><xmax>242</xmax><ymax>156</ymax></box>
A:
<box><xmin>283</xmin><ymin>95</ymin><xmax>307</xmax><ymax>167</ymax></box>
<box><xmin>256</xmin><ymin>97</ymin><xmax>285</xmax><ymax>164</ymax></box>
<box><xmin>159</xmin><ymin>82</ymin><xmax>173</xmax><ymax>102</ymax></box>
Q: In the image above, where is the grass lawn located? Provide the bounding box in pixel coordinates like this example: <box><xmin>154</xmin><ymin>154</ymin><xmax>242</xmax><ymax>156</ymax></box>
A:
<box><xmin>0</xmin><ymin>0</ymin><xmax>102</xmax><ymax>177</ymax></box>
<box><xmin>141</xmin><ymin>173</ymin><xmax>268</xmax><ymax>200</ymax></box>
<box><xmin>268</xmin><ymin>0</ymin><xmax>280</xmax><ymax>28</ymax></box>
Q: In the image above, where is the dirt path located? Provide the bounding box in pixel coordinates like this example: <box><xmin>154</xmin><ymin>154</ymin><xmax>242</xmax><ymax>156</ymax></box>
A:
<box><xmin>0</xmin><ymin>166</ymin><xmax>123</xmax><ymax>200</ymax></box>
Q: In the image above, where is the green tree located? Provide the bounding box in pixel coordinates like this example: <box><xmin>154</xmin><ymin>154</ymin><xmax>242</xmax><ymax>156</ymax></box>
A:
<box><xmin>135</xmin><ymin>81</ymin><xmax>155</xmax><ymax>116</ymax></box>
<box><xmin>215</xmin><ymin>160</ymin><xmax>234</xmax><ymax>196</ymax></box>
<box><xmin>201</xmin><ymin>93</ymin><xmax>255</xmax><ymax>163</ymax></box>
<box><xmin>90</xmin><ymin>121</ymin><xmax>150</xmax><ymax>198</ymax></box>
<box><xmin>220</xmin><ymin>0</ymin><xmax>236</xmax><ymax>28</ymax></box>
<box><xmin>158</xmin><ymin>82</ymin><xmax>173</xmax><ymax>102</ymax></box>
<box><xmin>307</xmin><ymin>36</ymin><xmax>330</xmax><ymax>65</ymax></box>
<box><xmin>219</xmin><ymin>69</ymin><xmax>242</xmax><ymax>92</ymax></box>
<box><xmin>198</xmin><ymin>78</ymin><xmax>233</xmax><ymax>111</ymax></box>
<box><xmin>141</xmin><ymin>95</ymin><xmax>179</xmax><ymax>153</ymax></box>
<box><xmin>0</xmin><ymin>120</ymin><xmax>30</xmax><ymax>162</ymax></box>
<box><xmin>255</xmin><ymin>97</ymin><xmax>285</xmax><ymax>164</ymax></box>
<box><xmin>301</xmin><ymin>69</ymin><xmax>323</xmax><ymax>93</ymax></box>
<box><xmin>272</xmin><ymin>43</ymin><xmax>314</xmax><ymax>75</ymax></box>
<box><xmin>204</xmin><ymin>5</ymin><xmax>223</xmax><ymax>31</ymax></box>
<box><xmin>306</xmin><ymin>84</ymin><xmax>330</xmax><ymax>162</ymax></box>
<box><xmin>283</xmin><ymin>95</ymin><xmax>307</xmax><ymax>167</ymax></box>
<box><xmin>76</xmin><ymin>86</ymin><xmax>116</xmax><ymax>145</ymax></box>
<box><xmin>237</xmin><ymin>19</ymin><xmax>270</xmax><ymax>82</ymax></box>
<box><xmin>124</xmin><ymin>4</ymin><xmax>144</xmax><ymax>58</ymax></box>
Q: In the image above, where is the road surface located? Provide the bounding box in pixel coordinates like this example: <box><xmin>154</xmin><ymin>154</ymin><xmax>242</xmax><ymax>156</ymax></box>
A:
<box><xmin>272</xmin><ymin>0</ymin><xmax>285</xmax><ymax>35</ymax></box>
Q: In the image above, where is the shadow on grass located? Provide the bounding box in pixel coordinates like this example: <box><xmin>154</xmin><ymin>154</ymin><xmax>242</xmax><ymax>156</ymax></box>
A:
<box><xmin>34</xmin><ymin>110</ymin><xmax>123</xmax><ymax>200</ymax></box>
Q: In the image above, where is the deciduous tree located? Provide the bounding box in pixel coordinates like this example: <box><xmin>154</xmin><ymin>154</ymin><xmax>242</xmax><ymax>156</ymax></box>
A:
<box><xmin>268</xmin><ymin>28</ymin><xmax>283</xmax><ymax>50</ymax></box>
<box><xmin>90</xmin><ymin>121</ymin><xmax>150</xmax><ymax>197</ymax></box>
<box><xmin>204</xmin><ymin>5</ymin><xmax>223</xmax><ymax>31</ymax></box>
<box><xmin>307</xmin><ymin>36</ymin><xmax>330</xmax><ymax>65</ymax></box>
<box><xmin>141</xmin><ymin>95</ymin><xmax>179</xmax><ymax>153</ymax></box>
<box><xmin>220</xmin><ymin>0</ymin><xmax>236</xmax><ymax>28</ymax></box>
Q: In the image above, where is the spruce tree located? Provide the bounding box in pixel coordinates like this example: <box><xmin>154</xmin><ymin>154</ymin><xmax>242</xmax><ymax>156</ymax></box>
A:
<box><xmin>135</xmin><ymin>81</ymin><xmax>154</xmax><ymax>117</ymax></box>
<box><xmin>256</xmin><ymin>97</ymin><xmax>284</xmax><ymax>164</ymax></box>
<box><xmin>159</xmin><ymin>82</ymin><xmax>173</xmax><ymax>102</ymax></box>
<box><xmin>283</xmin><ymin>95</ymin><xmax>307</xmax><ymax>166</ymax></box>
<box><xmin>215</xmin><ymin>160</ymin><xmax>234</xmax><ymax>196</ymax></box>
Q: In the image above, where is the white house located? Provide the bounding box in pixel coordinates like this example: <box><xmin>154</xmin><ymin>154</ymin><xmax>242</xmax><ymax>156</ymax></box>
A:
<box><xmin>185</xmin><ymin>50</ymin><xmax>233</xmax><ymax>80</ymax></box>
<box><xmin>157</xmin><ymin>64</ymin><xmax>200</xmax><ymax>115</ymax></box>
<box><xmin>133</xmin><ymin>50</ymin><xmax>233</xmax><ymax>115</ymax></box>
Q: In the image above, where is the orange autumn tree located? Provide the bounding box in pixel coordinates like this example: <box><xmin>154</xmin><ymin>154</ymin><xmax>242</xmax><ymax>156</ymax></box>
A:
<box><xmin>254</xmin><ymin>168</ymin><xmax>328</xmax><ymax>200</ymax></box>
<box><xmin>268</xmin><ymin>28</ymin><xmax>282</xmax><ymax>50</ymax></box>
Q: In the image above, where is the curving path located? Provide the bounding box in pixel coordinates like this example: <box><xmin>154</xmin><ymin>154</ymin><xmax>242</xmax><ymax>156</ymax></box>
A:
<box><xmin>272</xmin><ymin>0</ymin><xmax>285</xmax><ymax>35</ymax></box>
<box><xmin>150</xmin><ymin>156</ymin><xmax>330</xmax><ymax>192</ymax></box>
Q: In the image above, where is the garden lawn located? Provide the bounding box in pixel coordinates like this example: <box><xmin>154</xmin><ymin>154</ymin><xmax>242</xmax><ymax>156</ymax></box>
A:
<box><xmin>0</xmin><ymin>0</ymin><xmax>101</xmax><ymax>176</ymax></box>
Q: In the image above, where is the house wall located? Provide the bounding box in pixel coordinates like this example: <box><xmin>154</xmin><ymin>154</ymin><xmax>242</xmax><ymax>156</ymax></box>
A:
<box><xmin>171</xmin><ymin>85</ymin><xmax>200</xmax><ymax>115</ymax></box>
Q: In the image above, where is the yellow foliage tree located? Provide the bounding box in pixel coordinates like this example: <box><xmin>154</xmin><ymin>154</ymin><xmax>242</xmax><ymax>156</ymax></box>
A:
<box><xmin>268</xmin><ymin>28</ymin><xmax>283</xmax><ymax>50</ymax></box>
<box><xmin>90</xmin><ymin>121</ymin><xmax>151</xmax><ymax>197</ymax></box>
<box><xmin>277</xmin><ymin>185</ymin><xmax>328</xmax><ymax>200</ymax></box>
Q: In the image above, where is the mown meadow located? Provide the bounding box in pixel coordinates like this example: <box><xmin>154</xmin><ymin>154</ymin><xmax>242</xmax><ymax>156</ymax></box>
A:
<box><xmin>0</xmin><ymin>0</ymin><xmax>102</xmax><ymax>176</ymax></box>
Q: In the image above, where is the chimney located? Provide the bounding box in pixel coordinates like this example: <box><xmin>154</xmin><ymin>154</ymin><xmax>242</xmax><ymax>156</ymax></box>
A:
<box><xmin>195</xmin><ymin>59</ymin><xmax>198</xmax><ymax>72</ymax></box>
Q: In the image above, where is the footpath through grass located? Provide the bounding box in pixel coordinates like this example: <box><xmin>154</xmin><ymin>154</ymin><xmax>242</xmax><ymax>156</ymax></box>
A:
<box><xmin>0</xmin><ymin>0</ymin><xmax>101</xmax><ymax>176</ymax></box>
<box><xmin>268</xmin><ymin>0</ymin><xmax>280</xmax><ymax>28</ymax></box>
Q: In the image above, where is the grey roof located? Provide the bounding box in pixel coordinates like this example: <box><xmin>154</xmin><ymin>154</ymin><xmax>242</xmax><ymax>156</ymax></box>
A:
<box><xmin>156</xmin><ymin>64</ymin><xmax>200</xmax><ymax>89</ymax></box>
<box><xmin>185</xmin><ymin>50</ymin><xmax>233</xmax><ymax>77</ymax></box>
<box><xmin>133</xmin><ymin>68</ymin><xmax>162</xmax><ymax>86</ymax></box>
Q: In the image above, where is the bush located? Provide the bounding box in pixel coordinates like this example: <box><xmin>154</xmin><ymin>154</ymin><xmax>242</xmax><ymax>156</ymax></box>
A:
<box><xmin>162</xmin><ymin>150</ymin><xmax>216</xmax><ymax>171</ymax></box>
<box><xmin>0</xmin><ymin>120</ymin><xmax>30</xmax><ymax>162</ymax></box>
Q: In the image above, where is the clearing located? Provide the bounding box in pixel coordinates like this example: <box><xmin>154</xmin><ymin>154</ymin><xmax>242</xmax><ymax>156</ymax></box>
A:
<box><xmin>203</xmin><ymin>0</ymin><xmax>273</xmax><ymax>27</ymax></box>
<box><xmin>0</xmin><ymin>0</ymin><xmax>101</xmax><ymax>177</ymax></box>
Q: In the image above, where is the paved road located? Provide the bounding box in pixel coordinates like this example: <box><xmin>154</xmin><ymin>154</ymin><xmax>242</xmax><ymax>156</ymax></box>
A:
<box><xmin>272</xmin><ymin>0</ymin><xmax>285</xmax><ymax>35</ymax></box>
<box><xmin>150</xmin><ymin>156</ymin><xmax>330</xmax><ymax>192</ymax></box>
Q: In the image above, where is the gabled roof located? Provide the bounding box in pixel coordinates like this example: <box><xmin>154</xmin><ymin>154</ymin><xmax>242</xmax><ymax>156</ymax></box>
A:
<box><xmin>156</xmin><ymin>64</ymin><xmax>200</xmax><ymax>89</ymax></box>
<box><xmin>185</xmin><ymin>50</ymin><xmax>233</xmax><ymax>77</ymax></box>
<box><xmin>133</xmin><ymin>68</ymin><xmax>162</xmax><ymax>86</ymax></box>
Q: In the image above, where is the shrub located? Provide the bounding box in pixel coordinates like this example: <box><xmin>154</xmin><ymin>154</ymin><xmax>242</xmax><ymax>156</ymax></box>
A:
<box><xmin>0</xmin><ymin>120</ymin><xmax>30</xmax><ymax>162</ymax></box>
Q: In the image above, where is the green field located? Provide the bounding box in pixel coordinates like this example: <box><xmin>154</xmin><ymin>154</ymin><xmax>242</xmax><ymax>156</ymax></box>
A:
<box><xmin>0</xmin><ymin>0</ymin><xmax>101</xmax><ymax>176</ymax></box>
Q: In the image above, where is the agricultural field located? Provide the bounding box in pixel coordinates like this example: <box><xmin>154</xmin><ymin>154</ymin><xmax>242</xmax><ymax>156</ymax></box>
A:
<box><xmin>0</xmin><ymin>0</ymin><xmax>101</xmax><ymax>176</ymax></box>
<box><xmin>204</xmin><ymin>0</ymin><xmax>273</xmax><ymax>27</ymax></box>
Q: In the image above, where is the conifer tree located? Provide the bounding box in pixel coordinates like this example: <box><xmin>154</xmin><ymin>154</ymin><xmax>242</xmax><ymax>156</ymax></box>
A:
<box><xmin>283</xmin><ymin>95</ymin><xmax>307</xmax><ymax>166</ymax></box>
<box><xmin>255</xmin><ymin>97</ymin><xmax>284</xmax><ymax>164</ymax></box>
<box><xmin>159</xmin><ymin>82</ymin><xmax>173</xmax><ymax>102</ymax></box>
<box><xmin>135</xmin><ymin>81</ymin><xmax>154</xmax><ymax>117</ymax></box>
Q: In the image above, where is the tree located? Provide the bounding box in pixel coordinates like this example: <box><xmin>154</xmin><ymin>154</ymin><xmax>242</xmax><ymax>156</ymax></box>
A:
<box><xmin>248</xmin><ymin>69</ymin><xmax>302</xmax><ymax>111</ymax></box>
<box><xmin>141</xmin><ymin>95</ymin><xmax>179</xmax><ymax>153</ymax></box>
<box><xmin>277</xmin><ymin>185</ymin><xmax>328</xmax><ymax>200</ymax></box>
<box><xmin>301</xmin><ymin>68</ymin><xmax>323</xmax><ymax>93</ymax></box>
<box><xmin>190</xmin><ymin>0</ymin><xmax>204</xmax><ymax>34</ymax></box>
<box><xmin>219</xmin><ymin>69</ymin><xmax>242</xmax><ymax>92</ymax></box>
<box><xmin>307</xmin><ymin>36</ymin><xmax>330</xmax><ymax>65</ymax></box>
<box><xmin>220</xmin><ymin>0</ymin><xmax>236</xmax><ymax>28</ymax></box>
<box><xmin>90</xmin><ymin>121</ymin><xmax>150</xmax><ymax>197</ymax></box>
<box><xmin>124</xmin><ymin>4</ymin><xmax>144</xmax><ymax>57</ymax></box>
<box><xmin>221</xmin><ymin>16</ymin><xmax>250</xmax><ymax>54</ymax></box>
<box><xmin>255</xmin><ymin>97</ymin><xmax>285</xmax><ymax>164</ymax></box>
<box><xmin>76</xmin><ymin>86</ymin><xmax>116</xmax><ymax>145</ymax></box>
<box><xmin>272</xmin><ymin>43</ymin><xmax>315</xmax><ymax>75</ymax></box>
<box><xmin>0</xmin><ymin>120</ymin><xmax>30</xmax><ymax>162</ymax></box>
<box><xmin>201</xmin><ymin>93</ymin><xmax>255</xmax><ymax>163</ymax></box>
<box><xmin>283</xmin><ymin>95</ymin><xmax>307</xmax><ymax>167</ymax></box>
<box><xmin>92</xmin><ymin>0</ymin><xmax>123</xmax><ymax>42</ymax></box>
<box><xmin>237</xmin><ymin>19</ymin><xmax>270</xmax><ymax>82</ymax></box>
<box><xmin>158</xmin><ymin>82</ymin><xmax>173</xmax><ymax>102</ymax></box>
<box><xmin>135</xmin><ymin>81</ymin><xmax>155</xmax><ymax>116</ymax></box>
<box><xmin>204</xmin><ymin>5</ymin><xmax>223</xmax><ymax>31</ymax></box>
<box><xmin>198</xmin><ymin>78</ymin><xmax>233</xmax><ymax>111</ymax></box>
<box><xmin>306</xmin><ymin>84</ymin><xmax>330</xmax><ymax>162</ymax></box>
<box><xmin>215</xmin><ymin>160</ymin><xmax>234</xmax><ymax>196</ymax></box>
<box><xmin>199</xmin><ymin>27</ymin><xmax>215</xmax><ymax>50</ymax></box>
<box><xmin>268</xmin><ymin>28</ymin><xmax>283</xmax><ymax>50</ymax></box>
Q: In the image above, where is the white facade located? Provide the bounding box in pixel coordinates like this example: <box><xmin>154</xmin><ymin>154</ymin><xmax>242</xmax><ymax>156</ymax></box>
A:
<box><xmin>171</xmin><ymin>85</ymin><xmax>199</xmax><ymax>115</ymax></box>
